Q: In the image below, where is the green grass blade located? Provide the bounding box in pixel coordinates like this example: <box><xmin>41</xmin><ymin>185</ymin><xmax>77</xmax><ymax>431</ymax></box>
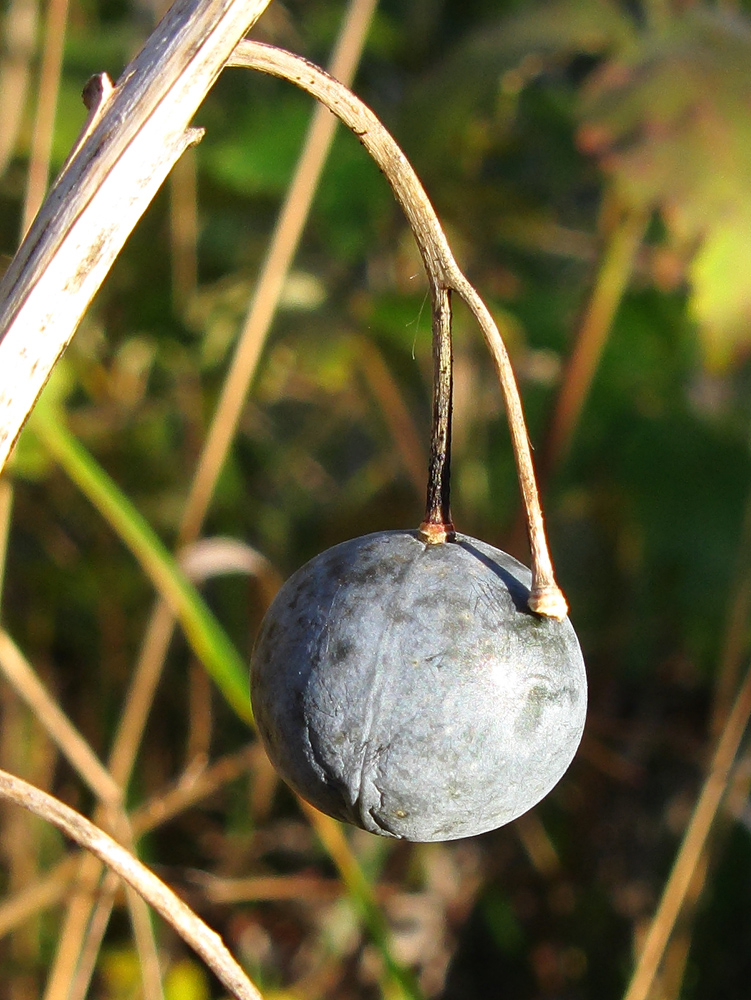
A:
<box><xmin>30</xmin><ymin>404</ymin><xmax>422</xmax><ymax>1000</ymax></box>
<box><xmin>30</xmin><ymin>406</ymin><xmax>253</xmax><ymax>724</ymax></box>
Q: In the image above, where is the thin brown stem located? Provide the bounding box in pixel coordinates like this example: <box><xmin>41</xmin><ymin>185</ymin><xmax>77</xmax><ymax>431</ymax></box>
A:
<box><xmin>126</xmin><ymin>884</ymin><xmax>165</xmax><ymax>1000</ymax></box>
<box><xmin>107</xmin><ymin>600</ymin><xmax>178</xmax><ymax>790</ymax></box>
<box><xmin>0</xmin><ymin>0</ymin><xmax>38</xmax><ymax>179</ymax></box>
<box><xmin>420</xmin><ymin>287</ymin><xmax>454</xmax><ymax>543</ymax></box>
<box><xmin>514</xmin><ymin>812</ymin><xmax>560</xmax><ymax>877</ymax></box>
<box><xmin>201</xmin><ymin>873</ymin><xmax>345</xmax><ymax>905</ymax></box>
<box><xmin>44</xmin><ymin>601</ymin><xmax>175</xmax><ymax>996</ymax></box>
<box><xmin>0</xmin><ymin>690</ymin><xmax>53</xmax><ymax>1000</ymax></box>
<box><xmin>67</xmin><ymin>871</ymin><xmax>119</xmax><ymax>1000</ymax></box>
<box><xmin>353</xmin><ymin>335</ymin><xmax>425</xmax><ymax>496</ymax></box>
<box><xmin>229</xmin><ymin>40</ymin><xmax>567</xmax><ymax>617</ymax></box>
<box><xmin>637</xmin><ymin>484</ymin><xmax>751</xmax><ymax>1000</ymax></box>
<box><xmin>42</xmin><ymin>852</ymin><xmax>106</xmax><ymax>1000</ymax></box>
<box><xmin>0</xmin><ymin>854</ymin><xmax>78</xmax><ymax>939</ymax></box>
<box><xmin>712</xmin><ymin>493</ymin><xmax>751</xmax><ymax>737</ymax></box>
<box><xmin>169</xmin><ymin>147</ymin><xmax>199</xmax><ymax>312</ymax></box>
<box><xmin>130</xmin><ymin>744</ymin><xmax>255</xmax><ymax>834</ymax></box>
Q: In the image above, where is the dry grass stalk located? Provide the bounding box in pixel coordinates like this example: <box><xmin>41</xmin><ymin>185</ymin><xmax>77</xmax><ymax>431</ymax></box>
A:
<box><xmin>0</xmin><ymin>479</ymin><xmax>12</xmax><ymax>601</ymax></box>
<box><xmin>21</xmin><ymin>0</ymin><xmax>71</xmax><ymax>234</ymax></box>
<box><xmin>0</xmin><ymin>744</ymin><xmax>256</xmax><ymax>939</ymax></box>
<box><xmin>622</xmin><ymin>658</ymin><xmax>751</xmax><ymax>1000</ymax></box>
<box><xmin>67</xmin><ymin>869</ymin><xmax>120</xmax><ymax>1000</ymax></box>
<box><xmin>353</xmin><ymin>334</ymin><xmax>426</xmax><ymax>495</ymax></box>
<box><xmin>125</xmin><ymin>883</ymin><xmax>165</xmax><ymax>1000</ymax></box>
<box><xmin>169</xmin><ymin>147</ymin><xmax>199</xmax><ymax>310</ymax></box>
<box><xmin>0</xmin><ymin>630</ymin><xmax>122</xmax><ymax>805</ymax></box>
<box><xmin>638</xmin><ymin>486</ymin><xmax>751</xmax><ymax>1000</ymax></box>
<box><xmin>0</xmin><ymin>692</ymin><xmax>55</xmax><ymax>1000</ymax></box>
<box><xmin>43</xmin><ymin>852</ymin><xmax>109</xmax><ymax>998</ymax></box>
<box><xmin>540</xmin><ymin>201</ymin><xmax>648</xmax><ymax>483</ymax></box>
<box><xmin>0</xmin><ymin>627</ymin><xmax>166</xmax><ymax>994</ymax></box>
<box><xmin>0</xmin><ymin>0</ymin><xmax>38</xmax><ymax>178</ymax></box>
<box><xmin>178</xmin><ymin>0</ymin><xmax>380</xmax><ymax>545</ymax></box>
<box><xmin>0</xmin><ymin>769</ymin><xmax>265</xmax><ymax>1000</ymax></box>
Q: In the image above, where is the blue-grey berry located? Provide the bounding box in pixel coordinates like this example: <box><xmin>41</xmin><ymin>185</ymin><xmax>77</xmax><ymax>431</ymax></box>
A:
<box><xmin>250</xmin><ymin>530</ymin><xmax>586</xmax><ymax>842</ymax></box>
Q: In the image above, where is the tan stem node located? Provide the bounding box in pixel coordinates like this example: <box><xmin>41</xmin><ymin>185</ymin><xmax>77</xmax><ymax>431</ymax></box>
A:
<box><xmin>418</xmin><ymin>520</ymin><xmax>455</xmax><ymax>545</ymax></box>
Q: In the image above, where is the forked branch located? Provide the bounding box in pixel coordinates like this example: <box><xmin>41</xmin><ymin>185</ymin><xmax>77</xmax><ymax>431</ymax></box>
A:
<box><xmin>228</xmin><ymin>41</ymin><xmax>567</xmax><ymax>618</ymax></box>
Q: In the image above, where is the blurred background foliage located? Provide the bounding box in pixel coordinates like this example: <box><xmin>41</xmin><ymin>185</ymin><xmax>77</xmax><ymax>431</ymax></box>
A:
<box><xmin>3</xmin><ymin>0</ymin><xmax>751</xmax><ymax>997</ymax></box>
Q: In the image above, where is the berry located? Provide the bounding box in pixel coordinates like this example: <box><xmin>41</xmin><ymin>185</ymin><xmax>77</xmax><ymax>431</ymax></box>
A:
<box><xmin>250</xmin><ymin>529</ymin><xmax>586</xmax><ymax>842</ymax></box>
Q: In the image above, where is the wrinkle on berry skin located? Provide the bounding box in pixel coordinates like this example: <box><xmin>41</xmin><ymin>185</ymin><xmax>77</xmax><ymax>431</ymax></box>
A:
<box><xmin>343</xmin><ymin>535</ymin><xmax>425</xmax><ymax>834</ymax></box>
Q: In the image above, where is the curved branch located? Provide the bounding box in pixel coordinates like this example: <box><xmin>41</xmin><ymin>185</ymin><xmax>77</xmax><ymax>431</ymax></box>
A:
<box><xmin>228</xmin><ymin>41</ymin><xmax>567</xmax><ymax>618</ymax></box>
<box><xmin>0</xmin><ymin>769</ymin><xmax>263</xmax><ymax>1000</ymax></box>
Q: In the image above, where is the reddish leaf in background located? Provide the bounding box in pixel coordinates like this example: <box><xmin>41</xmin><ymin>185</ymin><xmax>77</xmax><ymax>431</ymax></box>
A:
<box><xmin>578</xmin><ymin>9</ymin><xmax>751</xmax><ymax>367</ymax></box>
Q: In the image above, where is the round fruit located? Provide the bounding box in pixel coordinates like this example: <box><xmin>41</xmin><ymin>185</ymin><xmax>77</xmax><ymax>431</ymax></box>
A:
<box><xmin>250</xmin><ymin>529</ymin><xmax>586</xmax><ymax>842</ymax></box>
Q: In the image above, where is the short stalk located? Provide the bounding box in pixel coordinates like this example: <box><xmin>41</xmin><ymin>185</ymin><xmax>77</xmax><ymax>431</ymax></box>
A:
<box><xmin>419</xmin><ymin>287</ymin><xmax>454</xmax><ymax>544</ymax></box>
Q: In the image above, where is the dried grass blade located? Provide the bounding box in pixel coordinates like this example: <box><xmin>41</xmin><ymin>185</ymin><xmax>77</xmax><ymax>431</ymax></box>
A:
<box><xmin>0</xmin><ymin>0</ymin><xmax>37</xmax><ymax>178</ymax></box>
<box><xmin>0</xmin><ymin>630</ymin><xmax>122</xmax><ymax>805</ymax></box>
<box><xmin>622</xmin><ymin>660</ymin><xmax>751</xmax><ymax>1000</ymax></box>
<box><xmin>0</xmin><ymin>769</ymin><xmax>264</xmax><ymax>1000</ymax></box>
<box><xmin>30</xmin><ymin>405</ymin><xmax>252</xmax><ymax>722</ymax></box>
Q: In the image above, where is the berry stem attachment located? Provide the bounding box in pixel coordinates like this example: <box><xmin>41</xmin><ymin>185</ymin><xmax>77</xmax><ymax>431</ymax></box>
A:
<box><xmin>229</xmin><ymin>42</ymin><xmax>568</xmax><ymax>619</ymax></box>
<box><xmin>420</xmin><ymin>286</ymin><xmax>454</xmax><ymax>545</ymax></box>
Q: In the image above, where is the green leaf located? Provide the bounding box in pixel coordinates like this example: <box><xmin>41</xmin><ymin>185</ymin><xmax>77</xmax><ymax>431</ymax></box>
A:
<box><xmin>689</xmin><ymin>215</ymin><xmax>751</xmax><ymax>369</ymax></box>
<box><xmin>202</xmin><ymin>92</ymin><xmax>309</xmax><ymax>196</ymax></box>
<box><xmin>493</xmin><ymin>0</ymin><xmax>636</xmax><ymax>56</ymax></box>
<box><xmin>28</xmin><ymin>403</ymin><xmax>253</xmax><ymax>724</ymax></box>
<box><xmin>164</xmin><ymin>960</ymin><xmax>210</xmax><ymax>1000</ymax></box>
